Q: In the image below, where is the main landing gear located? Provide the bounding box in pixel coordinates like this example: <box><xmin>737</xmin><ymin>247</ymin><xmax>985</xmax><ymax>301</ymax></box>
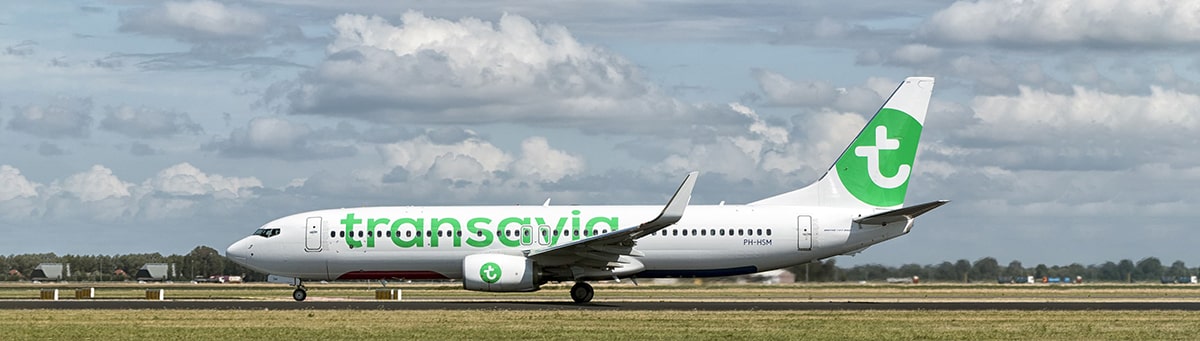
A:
<box><xmin>570</xmin><ymin>282</ymin><xmax>594</xmax><ymax>303</ymax></box>
<box><xmin>293</xmin><ymin>280</ymin><xmax>307</xmax><ymax>301</ymax></box>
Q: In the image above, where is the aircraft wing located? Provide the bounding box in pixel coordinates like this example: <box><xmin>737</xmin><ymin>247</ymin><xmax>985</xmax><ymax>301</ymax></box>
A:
<box><xmin>524</xmin><ymin>171</ymin><xmax>698</xmax><ymax>274</ymax></box>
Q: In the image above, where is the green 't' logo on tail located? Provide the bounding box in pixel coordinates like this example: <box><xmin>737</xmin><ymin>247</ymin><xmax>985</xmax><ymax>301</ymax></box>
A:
<box><xmin>836</xmin><ymin>108</ymin><xmax>923</xmax><ymax>207</ymax></box>
<box><xmin>480</xmin><ymin>262</ymin><xmax>502</xmax><ymax>284</ymax></box>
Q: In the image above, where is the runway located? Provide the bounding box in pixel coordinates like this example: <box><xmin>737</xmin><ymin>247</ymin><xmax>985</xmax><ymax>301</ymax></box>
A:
<box><xmin>6</xmin><ymin>300</ymin><xmax>1200</xmax><ymax>311</ymax></box>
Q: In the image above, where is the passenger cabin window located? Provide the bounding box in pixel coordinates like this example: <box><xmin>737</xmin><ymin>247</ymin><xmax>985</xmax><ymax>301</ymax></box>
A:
<box><xmin>252</xmin><ymin>228</ymin><xmax>281</xmax><ymax>238</ymax></box>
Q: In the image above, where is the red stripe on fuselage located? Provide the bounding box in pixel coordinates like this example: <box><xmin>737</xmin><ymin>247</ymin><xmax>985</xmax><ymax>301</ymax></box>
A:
<box><xmin>335</xmin><ymin>271</ymin><xmax>449</xmax><ymax>280</ymax></box>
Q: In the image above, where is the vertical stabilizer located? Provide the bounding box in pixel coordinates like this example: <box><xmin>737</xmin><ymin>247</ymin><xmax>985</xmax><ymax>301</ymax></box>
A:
<box><xmin>751</xmin><ymin>77</ymin><xmax>935</xmax><ymax>208</ymax></box>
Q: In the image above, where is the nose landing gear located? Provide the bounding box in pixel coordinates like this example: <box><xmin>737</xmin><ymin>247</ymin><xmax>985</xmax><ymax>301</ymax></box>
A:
<box><xmin>292</xmin><ymin>279</ymin><xmax>307</xmax><ymax>301</ymax></box>
<box><xmin>292</xmin><ymin>287</ymin><xmax>307</xmax><ymax>301</ymax></box>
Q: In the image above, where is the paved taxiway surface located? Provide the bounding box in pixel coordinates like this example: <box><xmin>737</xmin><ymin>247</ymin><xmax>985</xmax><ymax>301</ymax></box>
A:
<box><xmin>6</xmin><ymin>301</ymin><xmax>1200</xmax><ymax>310</ymax></box>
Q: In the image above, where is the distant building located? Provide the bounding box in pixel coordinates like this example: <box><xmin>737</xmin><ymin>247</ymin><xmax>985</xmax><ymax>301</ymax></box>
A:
<box><xmin>31</xmin><ymin>263</ymin><xmax>68</xmax><ymax>281</ymax></box>
<box><xmin>135</xmin><ymin>263</ymin><xmax>173</xmax><ymax>281</ymax></box>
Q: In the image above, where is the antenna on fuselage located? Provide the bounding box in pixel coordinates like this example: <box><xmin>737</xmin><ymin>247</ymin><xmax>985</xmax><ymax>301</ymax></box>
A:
<box><xmin>543</xmin><ymin>198</ymin><xmax>551</xmax><ymax>206</ymax></box>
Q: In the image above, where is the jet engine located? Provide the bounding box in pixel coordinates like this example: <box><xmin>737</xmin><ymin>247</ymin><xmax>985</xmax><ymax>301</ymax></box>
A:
<box><xmin>462</xmin><ymin>254</ymin><xmax>540</xmax><ymax>292</ymax></box>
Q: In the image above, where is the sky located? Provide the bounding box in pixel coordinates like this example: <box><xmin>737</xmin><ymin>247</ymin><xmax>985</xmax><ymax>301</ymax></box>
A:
<box><xmin>2</xmin><ymin>0</ymin><xmax>1198</xmax><ymax>267</ymax></box>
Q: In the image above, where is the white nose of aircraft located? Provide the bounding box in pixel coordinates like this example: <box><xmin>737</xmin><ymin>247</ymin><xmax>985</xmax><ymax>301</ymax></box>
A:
<box><xmin>226</xmin><ymin>237</ymin><xmax>251</xmax><ymax>263</ymax></box>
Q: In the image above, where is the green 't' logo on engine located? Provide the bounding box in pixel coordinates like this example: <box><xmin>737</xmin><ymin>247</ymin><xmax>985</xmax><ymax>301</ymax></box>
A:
<box><xmin>480</xmin><ymin>262</ymin><xmax>502</xmax><ymax>284</ymax></box>
<box><xmin>836</xmin><ymin>108</ymin><xmax>922</xmax><ymax>207</ymax></box>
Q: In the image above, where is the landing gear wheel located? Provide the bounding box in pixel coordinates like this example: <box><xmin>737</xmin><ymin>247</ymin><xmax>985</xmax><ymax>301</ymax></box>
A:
<box><xmin>293</xmin><ymin>288</ymin><xmax>307</xmax><ymax>301</ymax></box>
<box><xmin>570</xmin><ymin>282</ymin><xmax>594</xmax><ymax>303</ymax></box>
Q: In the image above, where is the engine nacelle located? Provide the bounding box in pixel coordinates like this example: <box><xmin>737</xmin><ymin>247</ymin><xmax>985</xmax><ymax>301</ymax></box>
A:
<box><xmin>462</xmin><ymin>254</ymin><xmax>540</xmax><ymax>292</ymax></box>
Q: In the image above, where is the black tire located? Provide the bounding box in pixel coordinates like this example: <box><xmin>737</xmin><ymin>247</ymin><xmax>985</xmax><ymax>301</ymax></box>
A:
<box><xmin>293</xmin><ymin>288</ymin><xmax>307</xmax><ymax>301</ymax></box>
<box><xmin>570</xmin><ymin>282</ymin><xmax>594</xmax><ymax>303</ymax></box>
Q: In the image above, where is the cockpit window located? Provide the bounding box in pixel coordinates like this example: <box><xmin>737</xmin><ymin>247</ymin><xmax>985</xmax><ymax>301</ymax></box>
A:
<box><xmin>252</xmin><ymin>228</ymin><xmax>281</xmax><ymax>238</ymax></box>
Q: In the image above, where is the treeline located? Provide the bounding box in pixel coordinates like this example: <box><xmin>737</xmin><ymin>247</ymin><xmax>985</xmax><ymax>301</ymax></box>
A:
<box><xmin>4</xmin><ymin>250</ymin><xmax>1195</xmax><ymax>284</ymax></box>
<box><xmin>1</xmin><ymin>246</ymin><xmax>265</xmax><ymax>282</ymax></box>
<box><xmin>785</xmin><ymin>257</ymin><xmax>1198</xmax><ymax>283</ymax></box>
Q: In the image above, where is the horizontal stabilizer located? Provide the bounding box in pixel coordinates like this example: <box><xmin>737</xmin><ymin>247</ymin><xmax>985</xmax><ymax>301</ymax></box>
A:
<box><xmin>855</xmin><ymin>200</ymin><xmax>949</xmax><ymax>225</ymax></box>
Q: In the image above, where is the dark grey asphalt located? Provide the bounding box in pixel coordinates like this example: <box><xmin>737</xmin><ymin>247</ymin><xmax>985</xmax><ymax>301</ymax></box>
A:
<box><xmin>5</xmin><ymin>300</ymin><xmax>1200</xmax><ymax>310</ymax></box>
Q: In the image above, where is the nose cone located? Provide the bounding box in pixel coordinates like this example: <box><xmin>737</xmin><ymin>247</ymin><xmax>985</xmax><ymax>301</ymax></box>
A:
<box><xmin>226</xmin><ymin>237</ymin><xmax>251</xmax><ymax>264</ymax></box>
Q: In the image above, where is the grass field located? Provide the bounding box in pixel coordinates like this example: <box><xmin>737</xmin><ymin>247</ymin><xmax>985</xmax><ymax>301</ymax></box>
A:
<box><xmin>2</xmin><ymin>282</ymin><xmax>1200</xmax><ymax>301</ymax></box>
<box><xmin>4</xmin><ymin>283</ymin><xmax>1200</xmax><ymax>340</ymax></box>
<box><xmin>2</xmin><ymin>309</ymin><xmax>1199</xmax><ymax>340</ymax></box>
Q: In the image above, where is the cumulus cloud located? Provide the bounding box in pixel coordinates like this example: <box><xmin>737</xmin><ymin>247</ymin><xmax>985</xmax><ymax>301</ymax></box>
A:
<box><xmin>971</xmin><ymin>85</ymin><xmax>1198</xmax><ymax>135</ymax></box>
<box><xmin>264</xmin><ymin>130</ymin><xmax>593</xmax><ymax>206</ymax></box>
<box><xmin>761</xmin><ymin>109</ymin><xmax>868</xmax><ymax>178</ymax></box>
<box><xmin>378</xmin><ymin>131</ymin><xmax>513</xmax><ymax>180</ymax></box>
<box><xmin>0</xmin><ymin>165</ymin><xmax>38</xmax><ymax>201</ymax></box>
<box><xmin>274</xmin><ymin>11</ymin><xmax>746</xmax><ymax>135</ymax></box>
<box><xmin>134</xmin><ymin>163</ymin><xmax>265</xmax><ymax>220</ymax></box>
<box><xmin>7</xmin><ymin>97</ymin><xmax>93</xmax><ymax>138</ymax></box>
<box><xmin>919</xmin><ymin>0</ymin><xmax>1200</xmax><ymax>47</ymax></box>
<box><xmin>204</xmin><ymin>117</ymin><xmax>356</xmax><ymax>160</ymax></box>
<box><xmin>0</xmin><ymin>163</ymin><xmax>265</xmax><ymax>221</ymax></box>
<box><xmin>100</xmin><ymin>105</ymin><xmax>203</xmax><ymax>138</ymax></box>
<box><xmin>597</xmin><ymin>102</ymin><xmax>890</xmax><ymax>203</ymax></box>
<box><xmin>753</xmin><ymin>69</ymin><xmax>837</xmax><ymax>106</ymax></box>
<box><xmin>118</xmin><ymin>0</ymin><xmax>267</xmax><ymax>42</ymax></box>
<box><xmin>371</xmin><ymin>130</ymin><xmax>587</xmax><ymax>191</ymax></box>
<box><xmin>114</xmin><ymin>0</ymin><xmax>311</xmax><ymax>69</ymax></box>
<box><xmin>652</xmin><ymin>103</ymin><xmax>821</xmax><ymax>184</ymax></box>
<box><xmin>511</xmin><ymin>137</ymin><xmax>586</xmax><ymax>182</ymax></box>
<box><xmin>918</xmin><ymin>85</ymin><xmax>1200</xmax><ymax>178</ymax></box>
<box><xmin>55</xmin><ymin>165</ymin><xmax>133</xmax><ymax>202</ymax></box>
<box><xmin>144</xmin><ymin>162</ymin><xmax>262</xmax><ymax>198</ymax></box>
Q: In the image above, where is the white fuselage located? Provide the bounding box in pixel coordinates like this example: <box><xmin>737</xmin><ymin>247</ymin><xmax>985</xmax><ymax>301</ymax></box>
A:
<box><xmin>226</xmin><ymin>204</ymin><xmax>914</xmax><ymax>281</ymax></box>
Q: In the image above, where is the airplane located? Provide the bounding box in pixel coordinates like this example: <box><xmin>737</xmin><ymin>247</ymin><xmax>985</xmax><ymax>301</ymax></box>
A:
<box><xmin>226</xmin><ymin>76</ymin><xmax>946</xmax><ymax>303</ymax></box>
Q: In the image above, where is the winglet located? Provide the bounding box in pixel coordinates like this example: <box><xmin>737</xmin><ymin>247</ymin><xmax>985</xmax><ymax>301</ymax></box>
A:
<box><xmin>647</xmin><ymin>172</ymin><xmax>697</xmax><ymax>226</ymax></box>
<box><xmin>631</xmin><ymin>171</ymin><xmax>698</xmax><ymax>237</ymax></box>
<box><xmin>526</xmin><ymin>171</ymin><xmax>698</xmax><ymax>258</ymax></box>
